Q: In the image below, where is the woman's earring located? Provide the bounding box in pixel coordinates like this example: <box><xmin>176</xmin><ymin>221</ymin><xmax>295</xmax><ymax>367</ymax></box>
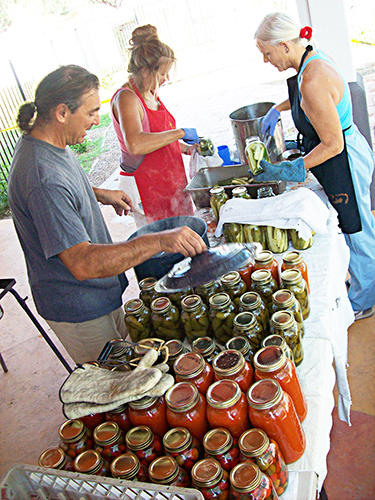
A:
<box><xmin>285</xmin><ymin>47</ymin><xmax>289</xmax><ymax>53</ymax></box>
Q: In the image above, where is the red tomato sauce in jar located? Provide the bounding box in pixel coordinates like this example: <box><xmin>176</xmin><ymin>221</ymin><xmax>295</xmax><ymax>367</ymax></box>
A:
<box><xmin>174</xmin><ymin>352</ymin><xmax>214</xmax><ymax>395</ymax></box>
<box><xmin>128</xmin><ymin>396</ymin><xmax>170</xmax><ymax>438</ymax></box>
<box><xmin>125</xmin><ymin>425</ymin><xmax>163</xmax><ymax>467</ymax></box>
<box><xmin>203</xmin><ymin>428</ymin><xmax>240</xmax><ymax>472</ymax></box>
<box><xmin>212</xmin><ymin>350</ymin><xmax>254</xmax><ymax>394</ymax></box>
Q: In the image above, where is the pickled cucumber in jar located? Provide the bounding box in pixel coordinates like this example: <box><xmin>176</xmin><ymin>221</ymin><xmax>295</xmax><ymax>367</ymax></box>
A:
<box><xmin>208</xmin><ymin>293</ymin><xmax>237</xmax><ymax>345</ymax></box>
<box><xmin>209</xmin><ymin>186</ymin><xmax>228</xmax><ymax>223</ymax></box>
<box><xmin>223</xmin><ymin>223</ymin><xmax>244</xmax><ymax>243</ymax></box>
<box><xmin>245</xmin><ymin>136</ymin><xmax>270</xmax><ymax>176</ymax></box>
<box><xmin>150</xmin><ymin>297</ymin><xmax>184</xmax><ymax>342</ymax></box>
<box><xmin>124</xmin><ymin>298</ymin><xmax>153</xmax><ymax>343</ymax></box>
<box><xmin>198</xmin><ymin>136</ymin><xmax>214</xmax><ymax>157</ymax></box>
<box><xmin>181</xmin><ymin>295</ymin><xmax>213</xmax><ymax>344</ymax></box>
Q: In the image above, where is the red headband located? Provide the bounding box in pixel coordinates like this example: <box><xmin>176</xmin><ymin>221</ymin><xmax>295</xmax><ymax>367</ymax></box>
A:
<box><xmin>300</xmin><ymin>26</ymin><xmax>313</xmax><ymax>39</ymax></box>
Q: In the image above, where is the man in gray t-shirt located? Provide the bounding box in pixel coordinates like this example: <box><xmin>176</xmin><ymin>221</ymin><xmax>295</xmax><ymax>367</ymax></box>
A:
<box><xmin>8</xmin><ymin>65</ymin><xmax>206</xmax><ymax>365</ymax></box>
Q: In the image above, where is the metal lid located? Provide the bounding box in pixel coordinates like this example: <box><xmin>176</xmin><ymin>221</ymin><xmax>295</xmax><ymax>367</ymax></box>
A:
<box><xmin>230</xmin><ymin>462</ymin><xmax>262</xmax><ymax>492</ymax></box>
<box><xmin>174</xmin><ymin>352</ymin><xmax>205</xmax><ymax>379</ymax></box>
<box><xmin>58</xmin><ymin>419</ymin><xmax>85</xmax><ymax>443</ymax></box>
<box><xmin>93</xmin><ymin>421</ymin><xmax>121</xmax><ymax>446</ymax></box>
<box><xmin>110</xmin><ymin>452</ymin><xmax>140</xmax><ymax>479</ymax></box>
<box><xmin>262</xmin><ymin>334</ymin><xmax>287</xmax><ymax>350</ymax></box>
<box><xmin>108</xmin><ymin>403</ymin><xmax>128</xmax><ymax>414</ymax></box>
<box><xmin>270</xmin><ymin>310</ymin><xmax>295</xmax><ymax>330</ymax></box>
<box><xmin>192</xmin><ymin>337</ymin><xmax>216</xmax><ymax>357</ymax></box>
<box><xmin>191</xmin><ymin>458</ymin><xmax>223</xmax><ymax>488</ymax></box>
<box><xmin>181</xmin><ymin>294</ymin><xmax>203</xmax><ymax>312</ymax></box>
<box><xmin>272</xmin><ymin>289</ymin><xmax>294</xmax><ymax>307</ymax></box>
<box><xmin>139</xmin><ymin>277</ymin><xmax>157</xmax><ymax>291</ymax></box>
<box><xmin>247</xmin><ymin>379</ymin><xmax>283</xmax><ymax>410</ymax></box>
<box><xmin>206</xmin><ymin>379</ymin><xmax>241</xmax><ymax>409</ymax></box>
<box><xmin>251</xmin><ymin>269</ymin><xmax>272</xmax><ymax>284</ymax></box>
<box><xmin>212</xmin><ymin>350</ymin><xmax>245</xmax><ymax>377</ymax></box>
<box><xmin>38</xmin><ymin>448</ymin><xmax>66</xmax><ymax>469</ymax></box>
<box><xmin>283</xmin><ymin>250</ymin><xmax>303</xmax><ymax>265</ymax></box>
<box><xmin>220</xmin><ymin>271</ymin><xmax>241</xmax><ymax>287</ymax></box>
<box><xmin>125</xmin><ymin>298</ymin><xmax>144</xmax><ymax>314</ymax></box>
<box><xmin>125</xmin><ymin>425</ymin><xmax>154</xmax><ymax>451</ymax></box>
<box><xmin>148</xmin><ymin>456</ymin><xmax>179</xmax><ymax>483</ymax></box>
<box><xmin>128</xmin><ymin>396</ymin><xmax>158</xmax><ymax>410</ymax></box>
<box><xmin>165</xmin><ymin>382</ymin><xmax>199</xmax><ymax>412</ymax></box>
<box><xmin>239</xmin><ymin>291</ymin><xmax>262</xmax><ymax>310</ymax></box>
<box><xmin>203</xmin><ymin>428</ymin><xmax>233</xmax><ymax>455</ymax></box>
<box><xmin>238</xmin><ymin>429</ymin><xmax>269</xmax><ymax>458</ymax></box>
<box><xmin>209</xmin><ymin>292</ymin><xmax>231</xmax><ymax>310</ymax></box>
<box><xmin>232</xmin><ymin>186</ymin><xmax>248</xmax><ymax>197</ymax></box>
<box><xmin>150</xmin><ymin>296</ymin><xmax>172</xmax><ymax>313</ymax></box>
<box><xmin>74</xmin><ymin>450</ymin><xmax>102</xmax><ymax>474</ymax></box>
<box><xmin>253</xmin><ymin>346</ymin><xmax>286</xmax><ymax>373</ymax></box>
<box><xmin>280</xmin><ymin>269</ymin><xmax>302</xmax><ymax>285</ymax></box>
<box><xmin>233</xmin><ymin>311</ymin><xmax>257</xmax><ymax>331</ymax></box>
<box><xmin>254</xmin><ymin>250</ymin><xmax>273</xmax><ymax>265</ymax></box>
<box><xmin>226</xmin><ymin>336</ymin><xmax>250</xmax><ymax>355</ymax></box>
<box><xmin>210</xmin><ymin>186</ymin><xmax>225</xmax><ymax>195</ymax></box>
<box><xmin>163</xmin><ymin>427</ymin><xmax>192</xmax><ymax>454</ymax></box>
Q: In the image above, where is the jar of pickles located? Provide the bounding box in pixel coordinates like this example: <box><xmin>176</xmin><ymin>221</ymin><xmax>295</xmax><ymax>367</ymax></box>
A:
<box><xmin>192</xmin><ymin>336</ymin><xmax>222</xmax><ymax>365</ymax></box>
<box><xmin>245</xmin><ymin>136</ymin><xmax>269</xmax><ymax>176</ymax></box>
<box><xmin>165</xmin><ymin>382</ymin><xmax>209</xmax><ymax>443</ymax></box>
<box><xmin>280</xmin><ymin>269</ymin><xmax>310</xmax><ymax>320</ymax></box>
<box><xmin>269</xmin><ymin>311</ymin><xmax>304</xmax><ymax>366</ymax></box>
<box><xmin>209</xmin><ymin>293</ymin><xmax>237</xmax><ymax>345</ymax></box>
<box><xmin>139</xmin><ymin>277</ymin><xmax>160</xmax><ymax>308</ymax></box>
<box><xmin>110</xmin><ymin>452</ymin><xmax>149</xmax><ymax>482</ymax></box>
<box><xmin>203</xmin><ymin>428</ymin><xmax>240</xmax><ymax>472</ymax></box>
<box><xmin>125</xmin><ymin>426</ymin><xmax>163</xmax><ymax>467</ymax></box>
<box><xmin>206</xmin><ymin>380</ymin><xmax>250</xmax><ymax>439</ymax></box>
<box><xmin>181</xmin><ymin>295</ymin><xmax>212</xmax><ymax>343</ymax></box>
<box><xmin>163</xmin><ymin>427</ymin><xmax>201</xmax><ymax>472</ymax></box>
<box><xmin>250</xmin><ymin>270</ymin><xmax>278</xmax><ymax>316</ymax></box>
<box><xmin>191</xmin><ymin>458</ymin><xmax>230</xmax><ymax>500</ymax></box>
<box><xmin>281</xmin><ymin>250</ymin><xmax>310</xmax><ymax>293</ymax></box>
<box><xmin>105</xmin><ymin>403</ymin><xmax>132</xmax><ymax>433</ymax></box>
<box><xmin>220</xmin><ymin>271</ymin><xmax>247</xmax><ymax>310</ymax></box>
<box><xmin>210</xmin><ymin>186</ymin><xmax>229</xmax><ymax>223</ymax></box>
<box><xmin>93</xmin><ymin>421</ymin><xmax>126</xmax><ymax>461</ymax></box>
<box><xmin>253</xmin><ymin>250</ymin><xmax>280</xmax><ymax>286</ymax></box>
<box><xmin>212</xmin><ymin>350</ymin><xmax>254</xmax><ymax>394</ymax></box>
<box><xmin>247</xmin><ymin>379</ymin><xmax>306</xmax><ymax>464</ymax></box>
<box><xmin>238</xmin><ymin>429</ymin><xmax>288</xmax><ymax>496</ymax></box>
<box><xmin>271</xmin><ymin>289</ymin><xmax>304</xmax><ymax>339</ymax></box>
<box><xmin>149</xmin><ymin>456</ymin><xmax>190</xmax><ymax>487</ymax></box>
<box><xmin>167</xmin><ymin>286</ymin><xmax>194</xmax><ymax>310</ymax></box>
<box><xmin>150</xmin><ymin>297</ymin><xmax>184</xmax><ymax>342</ymax></box>
<box><xmin>165</xmin><ymin>339</ymin><xmax>188</xmax><ymax>371</ymax></box>
<box><xmin>38</xmin><ymin>448</ymin><xmax>75</xmax><ymax>472</ymax></box>
<box><xmin>261</xmin><ymin>335</ymin><xmax>294</xmax><ymax>363</ymax></box>
<box><xmin>58</xmin><ymin>419</ymin><xmax>93</xmax><ymax>459</ymax></box>
<box><xmin>232</xmin><ymin>186</ymin><xmax>251</xmax><ymax>199</ymax></box>
<box><xmin>128</xmin><ymin>396</ymin><xmax>170</xmax><ymax>438</ymax></box>
<box><xmin>195</xmin><ymin>279</ymin><xmax>222</xmax><ymax>306</ymax></box>
<box><xmin>174</xmin><ymin>352</ymin><xmax>214</xmax><ymax>395</ymax></box>
<box><xmin>226</xmin><ymin>336</ymin><xmax>253</xmax><ymax>364</ymax></box>
<box><xmin>238</xmin><ymin>292</ymin><xmax>269</xmax><ymax>332</ymax></box>
<box><xmin>253</xmin><ymin>346</ymin><xmax>307</xmax><ymax>422</ymax></box>
<box><xmin>229</xmin><ymin>462</ymin><xmax>278</xmax><ymax>500</ymax></box>
<box><xmin>233</xmin><ymin>311</ymin><xmax>264</xmax><ymax>354</ymax></box>
<box><xmin>124</xmin><ymin>298</ymin><xmax>152</xmax><ymax>343</ymax></box>
<box><xmin>223</xmin><ymin>223</ymin><xmax>244</xmax><ymax>244</ymax></box>
<box><xmin>74</xmin><ymin>450</ymin><xmax>110</xmax><ymax>476</ymax></box>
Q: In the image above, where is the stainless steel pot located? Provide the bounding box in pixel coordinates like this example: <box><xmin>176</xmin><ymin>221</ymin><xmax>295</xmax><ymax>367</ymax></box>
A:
<box><xmin>230</xmin><ymin>102</ymin><xmax>286</xmax><ymax>164</ymax></box>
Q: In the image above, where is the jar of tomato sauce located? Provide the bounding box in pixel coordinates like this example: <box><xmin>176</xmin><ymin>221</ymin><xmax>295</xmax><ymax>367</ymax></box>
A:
<box><xmin>212</xmin><ymin>350</ymin><xmax>253</xmax><ymax>394</ymax></box>
<box><xmin>58</xmin><ymin>419</ymin><xmax>93</xmax><ymax>459</ymax></box>
<box><xmin>149</xmin><ymin>456</ymin><xmax>190</xmax><ymax>487</ymax></box>
<box><xmin>253</xmin><ymin>250</ymin><xmax>280</xmax><ymax>286</ymax></box>
<box><xmin>38</xmin><ymin>448</ymin><xmax>75</xmax><ymax>472</ymax></box>
<box><xmin>105</xmin><ymin>403</ymin><xmax>132</xmax><ymax>433</ymax></box>
<box><xmin>110</xmin><ymin>452</ymin><xmax>149</xmax><ymax>482</ymax></box>
<box><xmin>192</xmin><ymin>337</ymin><xmax>222</xmax><ymax>365</ymax></box>
<box><xmin>261</xmin><ymin>335</ymin><xmax>294</xmax><ymax>364</ymax></box>
<box><xmin>191</xmin><ymin>458</ymin><xmax>230</xmax><ymax>500</ymax></box>
<box><xmin>271</xmin><ymin>289</ymin><xmax>305</xmax><ymax>339</ymax></box>
<box><xmin>239</xmin><ymin>292</ymin><xmax>269</xmax><ymax>332</ymax></box>
<box><xmin>281</xmin><ymin>250</ymin><xmax>310</xmax><ymax>293</ymax></box>
<box><xmin>237</xmin><ymin>262</ymin><xmax>253</xmax><ymax>291</ymax></box>
<box><xmin>247</xmin><ymin>379</ymin><xmax>306</xmax><ymax>464</ymax></box>
<box><xmin>206</xmin><ymin>380</ymin><xmax>250</xmax><ymax>439</ymax></box>
<box><xmin>128</xmin><ymin>396</ymin><xmax>170</xmax><ymax>438</ymax></box>
<box><xmin>174</xmin><ymin>352</ymin><xmax>214</xmax><ymax>395</ymax></box>
<box><xmin>232</xmin><ymin>312</ymin><xmax>264</xmax><ymax>355</ymax></box>
<box><xmin>125</xmin><ymin>425</ymin><xmax>163</xmax><ymax>467</ymax></box>
<box><xmin>254</xmin><ymin>346</ymin><xmax>307</xmax><ymax>422</ymax></box>
<box><xmin>165</xmin><ymin>382</ymin><xmax>209</xmax><ymax>443</ymax></box>
<box><xmin>203</xmin><ymin>428</ymin><xmax>240</xmax><ymax>472</ymax></box>
<box><xmin>74</xmin><ymin>450</ymin><xmax>110</xmax><ymax>476</ymax></box>
<box><xmin>79</xmin><ymin>413</ymin><xmax>104</xmax><ymax>432</ymax></box>
<box><xmin>163</xmin><ymin>427</ymin><xmax>201</xmax><ymax>472</ymax></box>
<box><xmin>226</xmin><ymin>336</ymin><xmax>253</xmax><ymax>365</ymax></box>
<box><xmin>229</xmin><ymin>462</ymin><xmax>278</xmax><ymax>500</ymax></box>
<box><xmin>238</xmin><ymin>428</ymin><xmax>288</xmax><ymax>496</ymax></box>
<box><xmin>93</xmin><ymin>421</ymin><xmax>126</xmax><ymax>461</ymax></box>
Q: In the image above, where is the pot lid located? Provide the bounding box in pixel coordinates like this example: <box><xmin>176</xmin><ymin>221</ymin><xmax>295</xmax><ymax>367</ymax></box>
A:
<box><xmin>155</xmin><ymin>242</ymin><xmax>259</xmax><ymax>293</ymax></box>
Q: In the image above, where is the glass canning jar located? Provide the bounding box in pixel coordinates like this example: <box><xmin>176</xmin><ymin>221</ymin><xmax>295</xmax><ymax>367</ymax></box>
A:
<box><xmin>253</xmin><ymin>250</ymin><xmax>280</xmax><ymax>286</ymax></box>
<box><xmin>38</xmin><ymin>448</ymin><xmax>75</xmax><ymax>472</ymax></box>
<box><xmin>220</xmin><ymin>271</ymin><xmax>248</xmax><ymax>310</ymax></box>
<box><xmin>93</xmin><ymin>421</ymin><xmax>126</xmax><ymax>461</ymax></box>
<box><xmin>271</xmin><ymin>289</ymin><xmax>305</xmax><ymax>339</ymax></box>
<box><xmin>262</xmin><ymin>334</ymin><xmax>294</xmax><ymax>363</ymax></box>
<box><xmin>128</xmin><ymin>395</ymin><xmax>170</xmax><ymax>438</ymax></box>
<box><xmin>149</xmin><ymin>456</ymin><xmax>190</xmax><ymax>487</ymax></box>
<box><xmin>167</xmin><ymin>286</ymin><xmax>194</xmax><ymax>310</ymax></box>
<box><xmin>192</xmin><ymin>336</ymin><xmax>222</xmax><ymax>365</ymax></box>
<box><xmin>58</xmin><ymin>419</ymin><xmax>93</xmax><ymax>459</ymax></box>
<box><xmin>165</xmin><ymin>339</ymin><xmax>189</xmax><ymax>371</ymax></box>
<box><xmin>174</xmin><ymin>351</ymin><xmax>214</xmax><ymax>395</ymax></box>
<box><xmin>280</xmin><ymin>269</ymin><xmax>310</xmax><ymax>320</ymax></box>
<box><xmin>191</xmin><ymin>458</ymin><xmax>230</xmax><ymax>500</ymax></box>
<box><xmin>124</xmin><ymin>298</ymin><xmax>153</xmax><ymax>343</ymax></box>
<box><xmin>165</xmin><ymin>382</ymin><xmax>209</xmax><ymax>443</ymax></box>
<box><xmin>253</xmin><ymin>346</ymin><xmax>307</xmax><ymax>422</ymax></box>
<box><xmin>125</xmin><ymin>425</ymin><xmax>163</xmax><ymax>467</ymax></box>
<box><xmin>237</xmin><ymin>262</ymin><xmax>253</xmax><ymax>291</ymax></box>
<box><xmin>110</xmin><ymin>452</ymin><xmax>149</xmax><ymax>482</ymax></box>
<box><xmin>212</xmin><ymin>350</ymin><xmax>254</xmax><ymax>394</ymax></box>
<box><xmin>238</xmin><ymin>428</ymin><xmax>289</xmax><ymax>496</ymax></box>
<box><xmin>210</xmin><ymin>186</ymin><xmax>229</xmax><ymax>223</ymax></box>
<box><xmin>250</xmin><ymin>270</ymin><xmax>278</xmax><ymax>316</ymax></box>
<box><xmin>269</xmin><ymin>311</ymin><xmax>304</xmax><ymax>366</ymax></box>
<box><xmin>74</xmin><ymin>450</ymin><xmax>110</xmax><ymax>476</ymax></box>
<box><xmin>226</xmin><ymin>336</ymin><xmax>253</xmax><ymax>365</ymax></box>
<box><xmin>150</xmin><ymin>297</ymin><xmax>184</xmax><ymax>342</ymax></box>
<box><xmin>232</xmin><ymin>186</ymin><xmax>251</xmax><ymax>199</ymax></box>
<box><xmin>247</xmin><ymin>379</ymin><xmax>306</xmax><ymax>464</ymax></box>
<box><xmin>223</xmin><ymin>223</ymin><xmax>244</xmax><ymax>244</ymax></box>
<box><xmin>105</xmin><ymin>403</ymin><xmax>132</xmax><ymax>433</ymax></box>
<box><xmin>163</xmin><ymin>427</ymin><xmax>201</xmax><ymax>472</ymax></box>
<box><xmin>181</xmin><ymin>294</ymin><xmax>213</xmax><ymax>343</ymax></box>
<box><xmin>139</xmin><ymin>277</ymin><xmax>160</xmax><ymax>308</ymax></box>
<box><xmin>233</xmin><ymin>311</ymin><xmax>264</xmax><ymax>353</ymax></box>
<box><xmin>281</xmin><ymin>250</ymin><xmax>310</xmax><ymax>293</ymax></box>
<box><xmin>78</xmin><ymin>413</ymin><xmax>104</xmax><ymax>432</ymax></box>
<box><xmin>229</xmin><ymin>462</ymin><xmax>278</xmax><ymax>500</ymax></box>
<box><xmin>245</xmin><ymin>136</ymin><xmax>269</xmax><ymax>176</ymax></box>
<box><xmin>195</xmin><ymin>279</ymin><xmax>222</xmax><ymax>306</ymax></box>
<box><xmin>209</xmin><ymin>293</ymin><xmax>237</xmax><ymax>345</ymax></box>
<box><xmin>206</xmin><ymin>380</ymin><xmax>250</xmax><ymax>439</ymax></box>
<box><xmin>203</xmin><ymin>428</ymin><xmax>240</xmax><ymax>472</ymax></box>
<box><xmin>238</xmin><ymin>292</ymin><xmax>269</xmax><ymax>332</ymax></box>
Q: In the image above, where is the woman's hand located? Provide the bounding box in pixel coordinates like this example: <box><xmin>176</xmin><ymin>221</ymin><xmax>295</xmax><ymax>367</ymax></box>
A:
<box><xmin>261</xmin><ymin>107</ymin><xmax>280</xmax><ymax>136</ymax></box>
<box><xmin>93</xmin><ymin>188</ymin><xmax>133</xmax><ymax>216</ymax></box>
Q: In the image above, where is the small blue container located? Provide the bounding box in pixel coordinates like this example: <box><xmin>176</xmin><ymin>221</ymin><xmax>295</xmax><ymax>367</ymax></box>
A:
<box><xmin>217</xmin><ymin>145</ymin><xmax>232</xmax><ymax>166</ymax></box>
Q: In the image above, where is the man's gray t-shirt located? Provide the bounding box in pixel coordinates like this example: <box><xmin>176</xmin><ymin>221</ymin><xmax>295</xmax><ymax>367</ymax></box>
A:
<box><xmin>8</xmin><ymin>135</ymin><xmax>128</xmax><ymax>322</ymax></box>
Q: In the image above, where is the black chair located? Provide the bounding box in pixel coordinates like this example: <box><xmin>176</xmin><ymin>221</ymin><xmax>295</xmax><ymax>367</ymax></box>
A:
<box><xmin>0</xmin><ymin>278</ymin><xmax>72</xmax><ymax>373</ymax></box>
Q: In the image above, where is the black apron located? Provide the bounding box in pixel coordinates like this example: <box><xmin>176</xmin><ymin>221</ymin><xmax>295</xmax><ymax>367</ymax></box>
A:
<box><xmin>287</xmin><ymin>47</ymin><xmax>361</xmax><ymax>234</ymax></box>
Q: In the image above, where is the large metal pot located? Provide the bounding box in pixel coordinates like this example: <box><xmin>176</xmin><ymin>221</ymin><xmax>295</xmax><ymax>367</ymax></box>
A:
<box><xmin>230</xmin><ymin>102</ymin><xmax>286</xmax><ymax>164</ymax></box>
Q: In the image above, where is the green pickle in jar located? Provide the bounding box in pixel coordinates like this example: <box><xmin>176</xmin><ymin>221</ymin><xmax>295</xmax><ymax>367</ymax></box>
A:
<box><xmin>150</xmin><ymin>297</ymin><xmax>184</xmax><ymax>342</ymax></box>
<box><xmin>166</xmin><ymin>286</ymin><xmax>193</xmax><ymax>310</ymax></box>
<box><xmin>233</xmin><ymin>311</ymin><xmax>264</xmax><ymax>353</ymax></box>
<box><xmin>243</xmin><ymin>224</ymin><xmax>267</xmax><ymax>248</ymax></box>
<box><xmin>124</xmin><ymin>298</ymin><xmax>153</xmax><ymax>343</ymax></box>
<box><xmin>139</xmin><ymin>277</ymin><xmax>160</xmax><ymax>308</ymax></box>
<box><xmin>220</xmin><ymin>271</ymin><xmax>247</xmax><ymax>310</ymax></box>
<box><xmin>210</xmin><ymin>186</ymin><xmax>229</xmax><ymax>223</ymax></box>
<box><xmin>195</xmin><ymin>279</ymin><xmax>222</xmax><ymax>306</ymax></box>
<box><xmin>272</xmin><ymin>289</ymin><xmax>305</xmax><ymax>339</ymax></box>
<box><xmin>245</xmin><ymin>136</ymin><xmax>270</xmax><ymax>176</ymax></box>
<box><xmin>280</xmin><ymin>269</ymin><xmax>310</xmax><ymax>320</ymax></box>
<box><xmin>223</xmin><ymin>223</ymin><xmax>245</xmax><ymax>244</ymax></box>
<box><xmin>238</xmin><ymin>291</ymin><xmax>269</xmax><ymax>332</ymax></box>
<box><xmin>270</xmin><ymin>310</ymin><xmax>304</xmax><ymax>366</ymax></box>
<box><xmin>250</xmin><ymin>269</ymin><xmax>278</xmax><ymax>316</ymax></box>
<box><xmin>209</xmin><ymin>293</ymin><xmax>237</xmax><ymax>345</ymax></box>
<box><xmin>181</xmin><ymin>294</ymin><xmax>213</xmax><ymax>343</ymax></box>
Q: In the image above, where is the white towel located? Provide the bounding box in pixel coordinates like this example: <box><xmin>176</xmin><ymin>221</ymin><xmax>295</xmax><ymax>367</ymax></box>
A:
<box><xmin>215</xmin><ymin>187</ymin><xmax>330</xmax><ymax>241</ymax></box>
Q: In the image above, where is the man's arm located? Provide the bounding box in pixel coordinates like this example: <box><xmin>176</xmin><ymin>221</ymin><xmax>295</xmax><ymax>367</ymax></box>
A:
<box><xmin>93</xmin><ymin>187</ymin><xmax>133</xmax><ymax>216</ymax></box>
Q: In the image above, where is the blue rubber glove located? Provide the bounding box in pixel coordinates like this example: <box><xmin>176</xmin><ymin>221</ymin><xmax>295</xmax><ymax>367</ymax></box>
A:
<box><xmin>261</xmin><ymin>107</ymin><xmax>280</xmax><ymax>136</ymax></box>
<box><xmin>182</xmin><ymin>128</ymin><xmax>199</xmax><ymax>144</ymax></box>
<box><xmin>251</xmin><ymin>157</ymin><xmax>306</xmax><ymax>182</ymax></box>
<box><xmin>285</xmin><ymin>140</ymin><xmax>298</xmax><ymax>150</ymax></box>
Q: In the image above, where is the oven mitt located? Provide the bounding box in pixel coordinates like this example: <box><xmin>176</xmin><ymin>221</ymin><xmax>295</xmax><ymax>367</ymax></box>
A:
<box><xmin>252</xmin><ymin>157</ymin><xmax>306</xmax><ymax>183</ymax></box>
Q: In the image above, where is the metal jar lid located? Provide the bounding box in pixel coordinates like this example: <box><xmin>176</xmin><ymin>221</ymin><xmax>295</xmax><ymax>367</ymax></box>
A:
<box><xmin>94</xmin><ymin>421</ymin><xmax>121</xmax><ymax>446</ymax></box>
<box><xmin>247</xmin><ymin>379</ymin><xmax>283</xmax><ymax>410</ymax></box>
<box><xmin>148</xmin><ymin>456</ymin><xmax>179</xmax><ymax>484</ymax></box>
<box><xmin>58</xmin><ymin>419</ymin><xmax>85</xmax><ymax>443</ymax></box>
<box><xmin>238</xmin><ymin>428</ymin><xmax>269</xmax><ymax>458</ymax></box>
<box><xmin>163</xmin><ymin>427</ymin><xmax>192</xmax><ymax>454</ymax></box>
<box><xmin>226</xmin><ymin>336</ymin><xmax>251</xmax><ymax>356</ymax></box>
<box><xmin>165</xmin><ymin>339</ymin><xmax>185</xmax><ymax>360</ymax></box>
<box><xmin>165</xmin><ymin>382</ymin><xmax>200</xmax><ymax>412</ymax></box>
<box><xmin>262</xmin><ymin>334</ymin><xmax>288</xmax><ymax>350</ymax></box>
<box><xmin>125</xmin><ymin>298</ymin><xmax>144</xmax><ymax>314</ymax></box>
<box><xmin>38</xmin><ymin>448</ymin><xmax>66</xmax><ymax>469</ymax></box>
<box><xmin>125</xmin><ymin>425</ymin><xmax>154</xmax><ymax>451</ymax></box>
<box><xmin>210</xmin><ymin>186</ymin><xmax>225</xmax><ymax>196</ymax></box>
<box><xmin>206</xmin><ymin>379</ymin><xmax>241</xmax><ymax>409</ymax></box>
<box><xmin>239</xmin><ymin>291</ymin><xmax>262</xmax><ymax>310</ymax></box>
<box><xmin>212</xmin><ymin>350</ymin><xmax>245</xmax><ymax>377</ymax></box>
<box><xmin>108</xmin><ymin>403</ymin><xmax>128</xmax><ymax>414</ymax></box>
<box><xmin>208</xmin><ymin>292</ymin><xmax>231</xmax><ymax>310</ymax></box>
<box><xmin>270</xmin><ymin>310</ymin><xmax>295</xmax><ymax>330</ymax></box>
<box><xmin>232</xmin><ymin>186</ymin><xmax>248</xmax><ymax>198</ymax></box>
<box><xmin>230</xmin><ymin>462</ymin><xmax>262</xmax><ymax>492</ymax></box>
<box><xmin>220</xmin><ymin>271</ymin><xmax>242</xmax><ymax>287</ymax></box>
<box><xmin>181</xmin><ymin>294</ymin><xmax>203</xmax><ymax>312</ymax></box>
<box><xmin>192</xmin><ymin>336</ymin><xmax>217</xmax><ymax>357</ymax></box>
<box><xmin>139</xmin><ymin>277</ymin><xmax>157</xmax><ymax>291</ymax></box>
<box><xmin>254</xmin><ymin>250</ymin><xmax>274</xmax><ymax>265</ymax></box>
<box><xmin>253</xmin><ymin>346</ymin><xmax>286</xmax><ymax>373</ymax></box>
<box><xmin>280</xmin><ymin>269</ymin><xmax>303</xmax><ymax>285</ymax></box>
<box><xmin>251</xmin><ymin>269</ymin><xmax>273</xmax><ymax>285</ymax></box>
<box><xmin>272</xmin><ymin>289</ymin><xmax>294</xmax><ymax>308</ymax></box>
<box><xmin>174</xmin><ymin>352</ymin><xmax>205</xmax><ymax>379</ymax></box>
<box><xmin>203</xmin><ymin>428</ymin><xmax>233</xmax><ymax>456</ymax></box>
<box><xmin>128</xmin><ymin>396</ymin><xmax>158</xmax><ymax>410</ymax></box>
<box><xmin>110</xmin><ymin>452</ymin><xmax>140</xmax><ymax>479</ymax></box>
<box><xmin>233</xmin><ymin>311</ymin><xmax>258</xmax><ymax>331</ymax></box>
<box><xmin>150</xmin><ymin>296</ymin><xmax>172</xmax><ymax>313</ymax></box>
<box><xmin>74</xmin><ymin>450</ymin><xmax>103</xmax><ymax>474</ymax></box>
<box><xmin>283</xmin><ymin>250</ymin><xmax>303</xmax><ymax>266</ymax></box>
<box><xmin>191</xmin><ymin>458</ymin><xmax>223</xmax><ymax>488</ymax></box>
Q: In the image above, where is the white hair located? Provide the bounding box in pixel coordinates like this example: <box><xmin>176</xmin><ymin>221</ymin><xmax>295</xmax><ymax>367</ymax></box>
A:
<box><xmin>255</xmin><ymin>12</ymin><xmax>313</xmax><ymax>47</ymax></box>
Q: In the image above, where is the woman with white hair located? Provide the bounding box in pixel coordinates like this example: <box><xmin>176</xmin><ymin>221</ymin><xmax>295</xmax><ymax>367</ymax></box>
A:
<box><xmin>254</xmin><ymin>12</ymin><xmax>375</xmax><ymax>321</ymax></box>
